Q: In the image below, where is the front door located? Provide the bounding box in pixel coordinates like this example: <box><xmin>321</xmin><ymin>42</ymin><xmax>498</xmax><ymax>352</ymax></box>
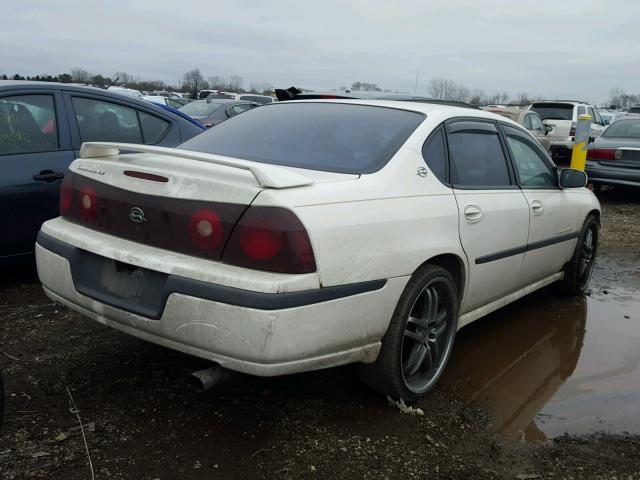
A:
<box><xmin>0</xmin><ymin>90</ymin><xmax>74</xmax><ymax>259</ymax></box>
<box><xmin>445</xmin><ymin>120</ymin><xmax>530</xmax><ymax>314</ymax></box>
<box><xmin>500</xmin><ymin>124</ymin><xmax>579</xmax><ymax>285</ymax></box>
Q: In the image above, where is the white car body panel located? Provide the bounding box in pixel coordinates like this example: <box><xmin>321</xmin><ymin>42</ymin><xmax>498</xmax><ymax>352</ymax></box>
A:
<box><xmin>36</xmin><ymin>100</ymin><xmax>601</xmax><ymax>377</ymax></box>
<box><xmin>453</xmin><ymin>189</ymin><xmax>530</xmax><ymax>312</ymax></box>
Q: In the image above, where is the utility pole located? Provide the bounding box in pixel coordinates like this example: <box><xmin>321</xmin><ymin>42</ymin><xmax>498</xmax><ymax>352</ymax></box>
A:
<box><xmin>414</xmin><ymin>71</ymin><xmax>419</xmax><ymax>96</ymax></box>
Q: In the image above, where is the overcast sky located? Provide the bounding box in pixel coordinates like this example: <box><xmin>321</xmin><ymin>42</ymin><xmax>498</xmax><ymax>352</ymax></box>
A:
<box><xmin>2</xmin><ymin>0</ymin><xmax>639</xmax><ymax>104</ymax></box>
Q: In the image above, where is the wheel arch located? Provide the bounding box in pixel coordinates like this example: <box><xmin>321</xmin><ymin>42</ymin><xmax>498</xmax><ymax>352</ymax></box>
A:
<box><xmin>416</xmin><ymin>253</ymin><xmax>466</xmax><ymax>303</ymax></box>
<box><xmin>587</xmin><ymin>208</ymin><xmax>601</xmax><ymax>224</ymax></box>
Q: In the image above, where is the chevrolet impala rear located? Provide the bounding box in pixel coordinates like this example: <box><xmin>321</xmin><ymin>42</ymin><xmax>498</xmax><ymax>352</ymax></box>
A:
<box><xmin>36</xmin><ymin>101</ymin><xmax>428</xmax><ymax>377</ymax></box>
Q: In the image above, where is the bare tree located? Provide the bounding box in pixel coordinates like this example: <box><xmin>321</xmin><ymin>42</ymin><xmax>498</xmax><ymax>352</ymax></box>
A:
<box><xmin>183</xmin><ymin>68</ymin><xmax>207</xmax><ymax>98</ymax></box>
<box><xmin>71</xmin><ymin>68</ymin><xmax>91</xmax><ymax>84</ymax></box>
<box><xmin>454</xmin><ymin>85</ymin><xmax>470</xmax><ymax>103</ymax></box>
<box><xmin>429</xmin><ymin>77</ymin><xmax>457</xmax><ymax>100</ymax></box>
<box><xmin>516</xmin><ymin>92</ymin><xmax>532</xmax><ymax>106</ymax></box>
<box><xmin>113</xmin><ymin>71</ymin><xmax>134</xmax><ymax>85</ymax></box>
<box><xmin>229</xmin><ymin>75</ymin><xmax>243</xmax><ymax>92</ymax></box>
<box><xmin>469</xmin><ymin>89</ymin><xmax>485</xmax><ymax>105</ymax></box>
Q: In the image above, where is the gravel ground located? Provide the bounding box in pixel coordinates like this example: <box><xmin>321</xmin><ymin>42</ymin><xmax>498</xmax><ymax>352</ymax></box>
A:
<box><xmin>1</xmin><ymin>187</ymin><xmax>639</xmax><ymax>479</ymax></box>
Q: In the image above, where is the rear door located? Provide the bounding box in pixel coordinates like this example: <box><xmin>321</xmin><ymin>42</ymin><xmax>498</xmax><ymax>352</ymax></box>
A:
<box><xmin>62</xmin><ymin>90</ymin><xmax>181</xmax><ymax>156</ymax></box>
<box><xmin>500</xmin><ymin>124</ymin><xmax>578</xmax><ymax>284</ymax></box>
<box><xmin>445</xmin><ymin>119</ymin><xmax>530</xmax><ymax>313</ymax></box>
<box><xmin>0</xmin><ymin>88</ymin><xmax>74</xmax><ymax>259</ymax></box>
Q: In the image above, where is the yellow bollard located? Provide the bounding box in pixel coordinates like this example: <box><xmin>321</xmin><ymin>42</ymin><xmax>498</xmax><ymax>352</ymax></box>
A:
<box><xmin>570</xmin><ymin>114</ymin><xmax>592</xmax><ymax>171</ymax></box>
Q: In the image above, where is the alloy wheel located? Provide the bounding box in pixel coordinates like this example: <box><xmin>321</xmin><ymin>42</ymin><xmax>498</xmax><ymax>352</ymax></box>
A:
<box><xmin>400</xmin><ymin>279</ymin><xmax>455</xmax><ymax>394</ymax></box>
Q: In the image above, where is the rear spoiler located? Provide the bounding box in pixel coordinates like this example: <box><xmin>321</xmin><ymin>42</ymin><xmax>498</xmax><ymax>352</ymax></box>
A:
<box><xmin>79</xmin><ymin>142</ymin><xmax>314</xmax><ymax>189</ymax></box>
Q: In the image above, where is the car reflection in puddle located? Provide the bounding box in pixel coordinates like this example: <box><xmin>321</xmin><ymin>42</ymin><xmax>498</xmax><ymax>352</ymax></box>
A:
<box><xmin>440</xmin><ymin>282</ymin><xmax>640</xmax><ymax>442</ymax></box>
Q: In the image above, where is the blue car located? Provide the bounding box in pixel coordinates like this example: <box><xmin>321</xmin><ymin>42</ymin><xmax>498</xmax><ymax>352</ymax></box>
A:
<box><xmin>0</xmin><ymin>81</ymin><xmax>206</xmax><ymax>265</ymax></box>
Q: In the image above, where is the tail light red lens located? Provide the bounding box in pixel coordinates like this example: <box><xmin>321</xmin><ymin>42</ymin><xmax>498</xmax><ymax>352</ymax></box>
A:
<box><xmin>59</xmin><ymin>174</ymin><xmax>73</xmax><ymax>214</ymax></box>
<box><xmin>222</xmin><ymin>206</ymin><xmax>316</xmax><ymax>274</ymax></box>
<box><xmin>189</xmin><ymin>209</ymin><xmax>224</xmax><ymax>251</ymax></box>
<box><xmin>79</xmin><ymin>186</ymin><xmax>97</xmax><ymax>221</ymax></box>
<box><xmin>61</xmin><ymin>172</ymin><xmax>316</xmax><ymax>274</ymax></box>
<box><xmin>588</xmin><ymin>148</ymin><xmax>616</xmax><ymax>161</ymax></box>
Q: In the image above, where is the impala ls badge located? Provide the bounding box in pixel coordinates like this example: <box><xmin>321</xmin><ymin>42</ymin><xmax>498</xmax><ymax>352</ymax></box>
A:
<box><xmin>129</xmin><ymin>207</ymin><xmax>147</xmax><ymax>224</ymax></box>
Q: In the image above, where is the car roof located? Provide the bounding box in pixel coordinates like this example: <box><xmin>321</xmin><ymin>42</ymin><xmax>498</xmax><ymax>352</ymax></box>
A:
<box><xmin>273</xmin><ymin>98</ymin><xmax>521</xmax><ymax>125</ymax></box>
<box><xmin>0</xmin><ymin>81</ymin><xmax>201</xmax><ymax>125</ymax></box>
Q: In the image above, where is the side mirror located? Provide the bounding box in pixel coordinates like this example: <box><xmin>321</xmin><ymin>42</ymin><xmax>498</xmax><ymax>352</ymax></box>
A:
<box><xmin>544</xmin><ymin>125</ymin><xmax>553</xmax><ymax>134</ymax></box>
<box><xmin>559</xmin><ymin>168</ymin><xmax>588</xmax><ymax>188</ymax></box>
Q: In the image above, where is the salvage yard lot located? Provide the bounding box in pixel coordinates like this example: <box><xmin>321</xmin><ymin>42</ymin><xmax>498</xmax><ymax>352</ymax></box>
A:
<box><xmin>1</xmin><ymin>189</ymin><xmax>639</xmax><ymax>480</ymax></box>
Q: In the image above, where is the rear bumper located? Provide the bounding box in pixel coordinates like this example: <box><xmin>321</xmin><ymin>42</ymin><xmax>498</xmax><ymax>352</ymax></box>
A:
<box><xmin>586</xmin><ymin>162</ymin><xmax>640</xmax><ymax>187</ymax></box>
<box><xmin>36</xmin><ymin>232</ymin><xmax>408</xmax><ymax>376</ymax></box>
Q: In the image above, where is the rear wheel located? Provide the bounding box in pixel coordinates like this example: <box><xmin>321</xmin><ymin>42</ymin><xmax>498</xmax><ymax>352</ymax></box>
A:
<box><xmin>556</xmin><ymin>214</ymin><xmax>599</xmax><ymax>295</ymax></box>
<box><xmin>358</xmin><ymin>265</ymin><xmax>458</xmax><ymax>401</ymax></box>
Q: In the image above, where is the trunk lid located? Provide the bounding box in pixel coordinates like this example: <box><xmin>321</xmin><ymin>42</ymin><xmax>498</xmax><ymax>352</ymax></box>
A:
<box><xmin>63</xmin><ymin>143</ymin><xmax>357</xmax><ymax>262</ymax></box>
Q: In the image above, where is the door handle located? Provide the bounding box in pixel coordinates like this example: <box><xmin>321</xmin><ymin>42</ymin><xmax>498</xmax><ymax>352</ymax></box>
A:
<box><xmin>33</xmin><ymin>171</ymin><xmax>65</xmax><ymax>182</ymax></box>
<box><xmin>463</xmin><ymin>204</ymin><xmax>483</xmax><ymax>223</ymax></box>
<box><xmin>531</xmin><ymin>200</ymin><xmax>544</xmax><ymax>214</ymax></box>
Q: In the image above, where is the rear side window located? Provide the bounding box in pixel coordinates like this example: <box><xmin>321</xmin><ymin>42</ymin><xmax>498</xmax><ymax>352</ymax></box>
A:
<box><xmin>140</xmin><ymin>112</ymin><xmax>170</xmax><ymax>144</ymax></box>
<box><xmin>422</xmin><ymin>128</ymin><xmax>447</xmax><ymax>183</ymax></box>
<box><xmin>72</xmin><ymin>97</ymin><xmax>169</xmax><ymax>145</ymax></box>
<box><xmin>73</xmin><ymin>97</ymin><xmax>143</xmax><ymax>144</ymax></box>
<box><xmin>0</xmin><ymin>94</ymin><xmax>58</xmax><ymax>154</ymax></box>
<box><xmin>447</xmin><ymin>122</ymin><xmax>511</xmax><ymax>187</ymax></box>
<box><xmin>179</xmin><ymin>103</ymin><xmax>425</xmax><ymax>174</ymax></box>
<box><xmin>530</xmin><ymin>103</ymin><xmax>574</xmax><ymax>121</ymax></box>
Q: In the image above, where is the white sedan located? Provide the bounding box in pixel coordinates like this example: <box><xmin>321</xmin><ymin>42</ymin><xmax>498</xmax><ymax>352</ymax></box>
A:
<box><xmin>36</xmin><ymin>100</ymin><xmax>600</xmax><ymax>400</ymax></box>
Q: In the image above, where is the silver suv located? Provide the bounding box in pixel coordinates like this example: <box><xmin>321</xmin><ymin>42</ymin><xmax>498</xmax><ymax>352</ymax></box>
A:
<box><xmin>530</xmin><ymin>101</ymin><xmax>607</xmax><ymax>163</ymax></box>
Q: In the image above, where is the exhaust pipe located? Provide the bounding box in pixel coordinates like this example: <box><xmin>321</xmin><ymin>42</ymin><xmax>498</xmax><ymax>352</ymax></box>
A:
<box><xmin>189</xmin><ymin>365</ymin><xmax>232</xmax><ymax>392</ymax></box>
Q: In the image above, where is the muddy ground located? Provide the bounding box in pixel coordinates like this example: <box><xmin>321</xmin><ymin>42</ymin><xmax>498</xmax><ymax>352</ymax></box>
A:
<box><xmin>1</xmin><ymin>187</ymin><xmax>639</xmax><ymax>480</ymax></box>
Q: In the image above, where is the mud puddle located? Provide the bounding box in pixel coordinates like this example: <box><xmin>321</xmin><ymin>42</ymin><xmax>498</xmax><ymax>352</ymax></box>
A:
<box><xmin>441</xmin><ymin>251</ymin><xmax>640</xmax><ymax>441</ymax></box>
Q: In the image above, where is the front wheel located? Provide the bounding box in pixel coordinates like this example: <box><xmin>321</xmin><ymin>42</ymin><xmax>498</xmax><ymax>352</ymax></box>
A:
<box><xmin>556</xmin><ymin>214</ymin><xmax>599</xmax><ymax>296</ymax></box>
<box><xmin>358</xmin><ymin>265</ymin><xmax>458</xmax><ymax>401</ymax></box>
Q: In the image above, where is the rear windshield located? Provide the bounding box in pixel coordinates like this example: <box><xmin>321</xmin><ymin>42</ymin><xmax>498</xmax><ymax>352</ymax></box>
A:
<box><xmin>179</xmin><ymin>101</ymin><xmax>223</xmax><ymax>116</ymax></box>
<box><xmin>603</xmin><ymin>119</ymin><xmax>640</xmax><ymax>139</ymax></box>
<box><xmin>178</xmin><ymin>103</ymin><xmax>425</xmax><ymax>174</ymax></box>
<box><xmin>530</xmin><ymin>103</ymin><xmax>574</xmax><ymax>121</ymax></box>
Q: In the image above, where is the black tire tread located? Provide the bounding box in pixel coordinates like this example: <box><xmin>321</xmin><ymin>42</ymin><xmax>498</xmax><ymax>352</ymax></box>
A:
<box><xmin>358</xmin><ymin>264</ymin><xmax>458</xmax><ymax>401</ymax></box>
<box><xmin>556</xmin><ymin>214</ymin><xmax>599</xmax><ymax>296</ymax></box>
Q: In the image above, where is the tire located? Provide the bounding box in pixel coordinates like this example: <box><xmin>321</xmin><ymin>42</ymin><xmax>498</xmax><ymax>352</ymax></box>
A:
<box><xmin>358</xmin><ymin>264</ymin><xmax>459</xmax><ymax>401</ymax></box>
<box><xmin>556</xmin><ymin>214</ymin><xmax>599</xmax><ymax>296</ymax></box>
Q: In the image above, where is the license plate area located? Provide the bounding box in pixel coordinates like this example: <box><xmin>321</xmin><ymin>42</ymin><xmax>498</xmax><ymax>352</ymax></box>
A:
<box><xmin>71</xmin><ymin>249</ymin><xmax>169</xmax><ymax>319</ymax></box>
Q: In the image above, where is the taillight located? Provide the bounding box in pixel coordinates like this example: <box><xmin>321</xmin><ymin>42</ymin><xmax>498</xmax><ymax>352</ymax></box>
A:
<box><xmin>189</xmin><ymin>209</ymin><xmax>224</xmax><ymax>251</ymax></box>
<box><xmin>79</xmin><ymin>186</ymin><xmax>97</xmax><ymax>221</ymax></box>
<box><xmin>222</xmin><ymin>206</ymin><xmax>316</xmax><ymax>274</ymax></box>
<box><xmin>588</xmin><ymin>148</ymin><xmax>616</xmax><ymax>161</ymax></box>
<box><xmin>569</xmin><ymin>123</ymin><xmax>576</xmax><ymax>138</ymax></box>
<box><xmin>59</xmin><ymin>174</ymin><xmax>73</xmax><ymax>214</ymax></box>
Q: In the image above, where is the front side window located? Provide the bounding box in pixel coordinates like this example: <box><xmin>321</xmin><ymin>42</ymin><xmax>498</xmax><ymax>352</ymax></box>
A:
<box><xmin>528</xmin><ymin>114</ymin><xmax>545</xmax><ymax>132</ymax></box>
<box><xmin>592</xmin><ymin>108</ymin><xmax>603</xmax><ymax>126</ymax></box>
<box><xmin>503</xmin><ymin>126</ymin><xmax>556</xmax><ymax>188</ymax></box>
<box><xmin>0</xmin><ymin>94</ymin><xmax>58</xmax><ymax>154</ymax></box>
<box><xmin>422</xmin><ymin>128</ymin><xmax>447</xmax><ymax>183</ymax></box>
<box><xmin>72</xmin><ymin>97</ymin><xmax>142</xmax><ymax>144</ymax></box>
<box><xmin>447</xmin><ymin>123</ymin><xmax>511</xmax><ymax>187</ymax></box>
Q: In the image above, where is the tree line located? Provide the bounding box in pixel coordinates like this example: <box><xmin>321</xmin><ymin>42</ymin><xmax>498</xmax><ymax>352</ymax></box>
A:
<box><xmin>609</xmin><ymin>88</ymin><xmax>640</xmax><ymax>109</ymax></box>
<box><xmin>2</xmin><ymin>67</ymin><xmax>274</xmax><ymax>98</ymax></box>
